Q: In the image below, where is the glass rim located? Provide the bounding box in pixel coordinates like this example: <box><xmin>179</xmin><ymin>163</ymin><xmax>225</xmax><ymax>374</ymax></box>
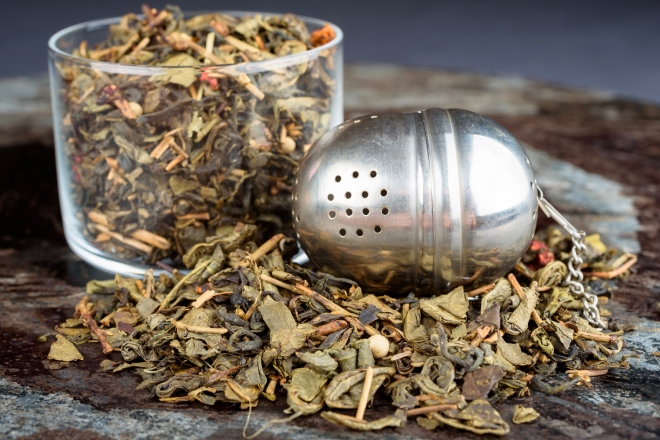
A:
<box><xmin>48</xmin><ymin>10</ymin><xmax>343</xmax><ymax>74</ymax></box>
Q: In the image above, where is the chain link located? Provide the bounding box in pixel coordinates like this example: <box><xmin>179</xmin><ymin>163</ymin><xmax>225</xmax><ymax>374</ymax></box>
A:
<box><xmin>564</xmin><ymin>233</ymin><xmax>606</xmax><ymax>328</ymax></box>
<box><xmin>536</xmin><ymin>184</ymin><xmax>606</xmax><ymax>328</ymax></box>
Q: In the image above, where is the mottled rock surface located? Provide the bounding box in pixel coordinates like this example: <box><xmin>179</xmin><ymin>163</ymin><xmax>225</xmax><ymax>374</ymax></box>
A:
<box><xmin>1</xmin><ymin>65</ymin><xmax>659</xmax><ymax>439</ymax></box>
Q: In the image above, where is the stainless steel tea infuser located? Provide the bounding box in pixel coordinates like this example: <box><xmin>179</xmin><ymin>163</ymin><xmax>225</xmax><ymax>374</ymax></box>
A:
<box><xmin>292</xmin><ymin>108</ymin><xmax>604</xmax><ymax>327</ymax></box>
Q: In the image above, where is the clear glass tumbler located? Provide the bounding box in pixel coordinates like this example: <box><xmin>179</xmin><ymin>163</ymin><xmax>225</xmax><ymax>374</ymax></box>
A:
<box><xmin>48</xmin><ymin>12</ymin><xmax>343</xmax><ymax>277</ymax></box>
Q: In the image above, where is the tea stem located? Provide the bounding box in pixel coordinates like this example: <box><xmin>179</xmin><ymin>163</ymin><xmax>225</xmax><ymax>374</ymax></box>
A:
<box><xmin>406</xmin><ymin>404</ymin><xmax>458</xmax><ymax>417</ymax></box>
<box><xmin>467</xmin><ymin>283</ymin><xmax>496</xmax><ymax>297</ymax></box>
<box><xmin>75</xmin><ymin>296</ymin><xmax>114</xmax><ymax>354</ymax></box>
<box><xmin>508</xmin><ymin>274</ymin><xmax>544</xmax><ymax>327</ymax></box>
<box><xmin>170</xmin><ymin>318</ymin><xmax>228</xmax><ymax>335</ymax></box>
<box><xmin>355</xmin><ymin>366</ymin><xmax>373</xmax><ymax>421</ymax></box>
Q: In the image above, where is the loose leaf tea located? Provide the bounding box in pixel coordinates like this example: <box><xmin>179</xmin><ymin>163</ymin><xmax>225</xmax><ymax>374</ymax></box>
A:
<box><xmin>52</xmin><ymin>4</ymin><xmax>338</xmax><ymax>264</ymax></box>
<box><xmin>48</xmin><ymin>334</ymin><xmax>84</xmax><ymax>362</ymax></box>
<box><xmin>512</xmin><ymin>405</ymin><xmax>540</xmax><ymax>424</ymax></box>
<box><xmin>43</xmin><ymin>225</ymin><xmax>637</xmax><ymax>435</ymax></box>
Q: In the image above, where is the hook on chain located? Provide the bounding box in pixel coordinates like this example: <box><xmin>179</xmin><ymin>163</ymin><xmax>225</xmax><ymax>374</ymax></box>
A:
<box><xmin>536</xmin><ymin>183</ymin><xmax>605</xmax><ymax>328</ymax></box>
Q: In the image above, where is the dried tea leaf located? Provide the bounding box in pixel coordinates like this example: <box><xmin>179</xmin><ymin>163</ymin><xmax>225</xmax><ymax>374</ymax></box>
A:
<box><xmin>416</xmin><ymin>415</ymin><xmax>443</xmax><ymax>430</ymax></box>
<box><xmin>336</xmin><ymin>348</ymin><xmax>357</xmax><ymax>372</ymax></box>
<box><xmin>420</xmin><ymin>286</ymin><xmax>468</xmax><ymax>325</ymax></box>
<box><xmin>584</xmin><ymin>233</ymin><xmax>608</xmax><ymax>255</ymax></box>
<box><xmin>359</xmin><ymin>304</ymin><xmax>380</xmax><ymax>325</ymax></box>
<box><xmin>462</xmin><ymin>365</ymin><xmax>505</xmax><ymax>400</ymax></box>
<box><xmin>531</xmin><ymin>375</ymin><xmax>581</xmax><ymax>394</ymax></box>
<box><xmin>357</xmin><ymin>294</ymin><xmax>401</xmax><ymax>321</ymax></box>
<box><xmin>55</xmin><ymin>326</ymin><xmax>90</xmax><ymax>337</ymax></box>
<box><xmin>414</xmin><ymin>356</ymin><xmax>456</xmax><ymax>396</ymax></box>
<box><xmin>543</xmin><ymin>286</ymin><xmax>572</xmax><ymax>318</ymax></box>
<box><xmin>259</xmin><ymin>301</ymin><xmax>297</xmax><ymax>333</ymax></box>
<box><xmin>321</xmin><ymin>410</ymin><xmax>406</xmax><ymax>431</ymax></box>
<box><xmin>43</xmin><ymin>360</ymin><xmax>70</xmax><ymax>370</ymax></box>
<box><xmin>136</xmin><ymin>297</ymin><xmax>160</xmax><ymax>319</ymax></box>
<box><xmin>169</xmin><ymin>176</ymin><xmax>200</xmax><ymax>195</ymax></box>
<box><xmin>86</xmin><ymin>279</ymin><xmax>116</xmax><ymax>294</ymax></box>
<box><xmin>58</xmin><ymin>318</ymin><xmax>84</xmax><ymax>328</ymax></box>
<box><xmin>387</xmin><ymin>377</ymin><xmax>418</xmax><ymax>410</ymax></box>
<box><xmin>431</xmin><ymin>398</ymin><xmax>510</xmax><ymax>436</ymax></box>
<box><xmin>467</xmin><ymin>303</ymin><xmax>500</xmax><ymax>333</ymax></box>
<box><xmin>534</xmin><ymin>261</ymin><xmax>568</xmax><ymax>287</ymax></box>
<box><xmin>481</xmin><ymin>278</ymin><xmax>513</xmax><ymax>314</ymax></box>
<box><xmin>497</xmin><ymin>339</ymin><xmax>532</xmax><ymax>366</ymax></box>
<box><xmin>531</xmin><ymin>327</ymin><xmax>554</xmax><ymax>356</ymax></box>
<box><xmin>325</xmin><ymin>367</ymin><xmax>395</xmax><ymax>409</ymax></box>
<box><xmin>403</xmin><ymin>305</ymin><xmax>431</xmax><ymax>350</ymax></box>
<box><xmin>354</xmin><ymin>339</ymin><xmax>375</xmax><ymax>368</ymax></box>
<box><xmin>284</xmin><ymin>367</ymin><xmax>327</xmax><ymax>414</ymax></box>
<box><xmin>113</xmin><ymin>361</ymin><xmax>155</xmax><ymax>372</ymax></box>
<box><xmin>117</xmin><ymin>321</ymin><xmax>135</xmax><ymax>335</ymax></box>
<box><xmin>296</xmin><ymin>351</ymin><xmax>338</xmax><ymax>374</ymax></box>
<box><xmin>451</xmin><ymin>323</ymin><xmax>467</xmax><ymax>340</ymax></box>
<box><xmin>512</xmin><ymin>405</ymin><xmax>540</xmax><ymax>424</ymax></box>
<box><xmin>114</xmin><ymin>308</ymin><xmax>140</xmax><ymax>327</ymax></box>
<box><xmin>270</xmin><ymin>324</ymin><xmax>316</xmax><ymax>359</ymax></box>
<box><xmin>48</xmin><ymin>335</ymin><xmax>84</xmax><ymax>362</ymax></box>
<box><xmin>552</xmin><ymin>321</ymin><xmax>575</xmax><ymax>349</ymax></box>
<box><xmin>504</xmin><ymin>288</ymin><xmax>537</xmax><ymax>335</ymax></box>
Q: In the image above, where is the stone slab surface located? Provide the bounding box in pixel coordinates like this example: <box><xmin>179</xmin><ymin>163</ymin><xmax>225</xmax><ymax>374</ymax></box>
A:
<box><xmin>1</xmin><ymin>64</ymin><xmax>659</xmax><ymax>439</ymax></box>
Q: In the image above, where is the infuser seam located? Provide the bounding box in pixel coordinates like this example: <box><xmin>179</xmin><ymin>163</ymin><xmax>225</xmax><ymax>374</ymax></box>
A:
<box><xmin>444</xmin><ymin>109</ymin><xmax>464</xmax><ymax>288</ymax></box>
<box><xmin>416</xmin><ymin>111</ymin><xmax>432</xmax><ymax>294</ymax></box>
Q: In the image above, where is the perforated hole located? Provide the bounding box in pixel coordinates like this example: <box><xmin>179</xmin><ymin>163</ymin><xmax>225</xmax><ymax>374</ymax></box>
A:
<box><xmin>346</xmin><ymin>209</ymin><xmax>353</xmax><ymax>216</ymax></box>
<box><xmin>329</xmin><ymin>211</ymin><xmax>336</xmax><ymax>219</ymax></box>
<box><xmin>345</xmin><ymin>192</ymin><xmax>352</xmax><ymax>199</ymax></box>
<box><xmin>371</xmin><ymin>115</ymin><xmax>378</xmax><ymax>119</ymax></box>
<box><xmin>362</xmin><ymin>191</ymin><xmax>368</xmax><ymax>198</ymax></box>
<box><xmin>335</xmin><ymin>175</ymin><xmax>341</xmax><ymax>182</ymax></box>
<box><xmin>356</xmin><ymin>229</ymin><xmax>363</xmax><ymax>237</ymax></box>
<box><xmin>374</xmin><ymin>225</ymin><xmax>382</xmax><ymax>233</ymax></box>
<box><xmin>328</xmin><ymin>194</ymin><xmax>334</xmax><ymax>201</ymax></box>
<box><xmin>354</xmin><ymin>119</ymin><xmax>361</xmax><ymax>123</ymax></box>
<box><xmin>294</xmin><ymin>194</ymin><xmax>298</xmax><ymax>201</ymax></box>
<box><xmin>339</xmin><ymin>229</ymin><xmax>346</xmax><ymax>236</ymax></box>
<box><xmin>382</xmin><ymin>207</ymin><xmax>390</xmax><ymax>215</ymax></box>
<box><xmin>352</xmin><ymin>171</ymin><xmax>359</xmax><ymax>178</ymax></box>
<box><xmin>381</xmin><ymin>189</ymin><xmax>388</xmax><ymax>197</ymax></box>
<box><xmin>296</xmin><ymin>215</ymin><xmax>300</xmax><ymax>222</ymax></box>
<box><xmin>363</xmin><ymin>208</ymin><xmax>369</xmax><ymax>215</ymax></box>
<box><xmin>370</xmin><ymin>170</ymin><xmax>377</xmax><ymax>178</ymax></box>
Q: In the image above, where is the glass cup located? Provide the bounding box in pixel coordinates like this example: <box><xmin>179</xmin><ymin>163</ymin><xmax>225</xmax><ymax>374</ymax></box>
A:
<box><xmin>48</xmin><ymin>12</ymin><xmax>343</xmax><ymax>277</ymax></box>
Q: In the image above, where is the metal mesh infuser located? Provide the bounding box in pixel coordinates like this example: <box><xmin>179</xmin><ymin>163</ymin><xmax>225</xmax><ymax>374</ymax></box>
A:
<box><xmin>291</xmin><ymin>108</ymin><xmax>538</xmax><ymax>295</ymax></box>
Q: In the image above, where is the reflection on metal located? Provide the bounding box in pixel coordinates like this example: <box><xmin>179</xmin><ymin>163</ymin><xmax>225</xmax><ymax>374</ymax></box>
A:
<box><xmin>293</xmin><ymin>108</ymin><xmax>537</xmax><ymax>295</ymax></box>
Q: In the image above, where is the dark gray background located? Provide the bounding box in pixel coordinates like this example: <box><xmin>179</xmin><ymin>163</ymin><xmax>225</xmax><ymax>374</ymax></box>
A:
<box><xmin>4</xmin><ymin>0</ymin><xmax>659</xmax><ymax>102</ymax></box>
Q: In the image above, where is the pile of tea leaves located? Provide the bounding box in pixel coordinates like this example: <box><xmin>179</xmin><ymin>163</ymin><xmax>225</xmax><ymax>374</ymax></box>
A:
<box><xmin>54</xmin><ymin>4</ymin><xmax>337</xmax><ymax>263</ymax></box>
<box><xmin>43</xmin><ymin>226</ymin><xmax>637</xmax><ymax>436</ymax></box>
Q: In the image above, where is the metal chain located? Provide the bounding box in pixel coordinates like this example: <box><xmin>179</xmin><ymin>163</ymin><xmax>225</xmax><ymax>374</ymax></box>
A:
<box><xmin>564</xmin><ymin>233</ymin><xmax>606</xmax><ymax>328</ymax></box>
<box><xmin>536</xmin><ymin>185</ymin><xmax>606</xmax><ymax>328</ymax></box>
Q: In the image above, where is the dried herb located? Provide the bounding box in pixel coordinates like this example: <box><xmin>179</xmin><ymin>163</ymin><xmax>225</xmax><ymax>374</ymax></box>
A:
<box><xmin>52</xmin><ymin>4</ymin><xmax>338</xmax><ymax>264</ymax></box>
<box><xmin>512</xmin><ymin>405</ymin><xmax>540</xmax><ymax>424</ymax></box>
<box><xmin>42</xmin><ymin>226</ymin><xmax>635</xmax><ymax>434</ymax></box>
<box><xmin>48</xmin><ymin>334</ymin><xmax>84</xmax><ymax>362</ymax></box>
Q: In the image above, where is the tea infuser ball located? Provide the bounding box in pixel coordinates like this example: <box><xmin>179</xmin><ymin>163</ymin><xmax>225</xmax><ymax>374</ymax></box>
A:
<box><xmin>291</xmin><ymin>108</ymin><xmax>538</xmax><ymax>295</ymax></box>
